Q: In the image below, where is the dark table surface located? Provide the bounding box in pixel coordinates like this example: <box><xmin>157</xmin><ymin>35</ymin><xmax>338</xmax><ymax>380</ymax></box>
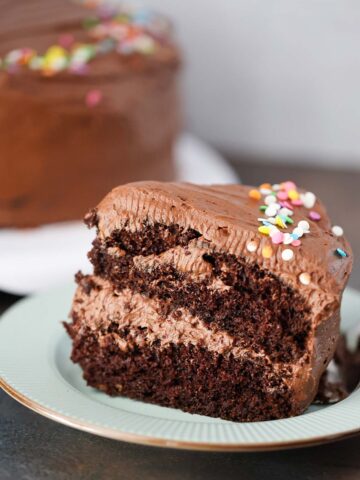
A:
<box><xmin>1</xmin><ymin>159</ymin><xmax>360</xmax><ymax>480</ymax></box>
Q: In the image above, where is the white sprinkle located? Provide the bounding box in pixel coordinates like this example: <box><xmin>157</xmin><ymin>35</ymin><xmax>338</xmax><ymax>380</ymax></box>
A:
<box><xmin>258</xmin><ymin>217</ymin><xmax>277</xmax><ymax>225</ymax></box>
<box><xmin>298</xmin><ymin>220</ymin><xmax>310</xmax><ymax>233</ymax></box>
<box><xmin>282</xmin><ymin>249</ymin><xmax>294</xmax><ymax>261</ymax></box>
<box><xmin>260</xmin><ymin>188</ymin><xmax>273</xmax><ymax>195</ymax></box>
<box><xmin>279</xmin><ymin>207</ymin><xmax>293</xmax><ymax>217</ymax></box>
<box><xmin>299</xmin><ymin>272</ymin><xmax>311</xmax><ymax>285</ymax></box>
<box><xmin>265</xmin><ymin>204</ymin><xmax>279</xmax><ymax>217</ymax></box>
<box><xmin>292</xmin><ymin>227</ymin><xmax>304</xmax><ymax>238</ymax></box>
<box><xmin>264</xmin><ymin>195</ymin><xmax>276</xmax><ymax>205</ymax></box>
<box><xmin>332</xmin><ymin>225</ymin><xmax>344</xmax><ymax>237</ymax></box>
<box><xmin>302</xmin><ymin>192</ymin><xmax>316</xmax><ymax>209</ymax></box>
<box><xmin>283</xmin><ymin>233</ymin><xmax>293</xmax><ymax>245</ymax></box>
<box><xmin>247</xmin><ymin>241</ymin><xmax>257</xmax><ymax>253</ymax></box>
<box><xmin>272</xmin><ymin>184</ymin><xmax>281</xmax><ymax>191</ymax></box>
<box><xmin>268</xmin><ymin>225</ymin><xmax>279</xmax><ymax>235</ymax></box>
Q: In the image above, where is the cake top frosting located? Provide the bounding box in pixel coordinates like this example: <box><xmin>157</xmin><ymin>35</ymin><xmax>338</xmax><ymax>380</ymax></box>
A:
<box><xmin>0</xmin><ymin>0</ymin><xmax>178</xmax><ymax>78</ymax></box>
<box><xmin>92</xmin><ymin>181</ymin><xmax>353</xmax><ymax>305</ymax></box>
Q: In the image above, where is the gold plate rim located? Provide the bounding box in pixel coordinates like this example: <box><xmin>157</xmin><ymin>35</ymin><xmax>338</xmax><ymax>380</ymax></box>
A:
<box><xmin>1</xmin><ymin>376</ymin><xmax>359</xmax><ymax>452</ymax></box>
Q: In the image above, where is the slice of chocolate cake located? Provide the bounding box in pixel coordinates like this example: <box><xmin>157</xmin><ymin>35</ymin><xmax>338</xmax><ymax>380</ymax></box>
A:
<box><xmin>65</xmin><ymin>181</ymin><xmax>353</xmax><ymax>421</ymax></box>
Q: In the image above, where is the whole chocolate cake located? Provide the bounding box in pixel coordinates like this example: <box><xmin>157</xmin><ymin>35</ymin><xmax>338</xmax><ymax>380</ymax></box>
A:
<box><xmin>0</xmin><ymin>0</ymin><xmax>180</xmax><ymax>227</ymax></box>
<box><xmin>65</xmin><ymin>181</ymin><xmax>352</xmax><ymax>421</ymax></box>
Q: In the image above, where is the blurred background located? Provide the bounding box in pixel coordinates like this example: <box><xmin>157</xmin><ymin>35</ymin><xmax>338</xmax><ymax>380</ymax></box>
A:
<box><xmin>148</xmin><ymin>0</ymin><xmax>360</xmax><ymax>168</ymax></box>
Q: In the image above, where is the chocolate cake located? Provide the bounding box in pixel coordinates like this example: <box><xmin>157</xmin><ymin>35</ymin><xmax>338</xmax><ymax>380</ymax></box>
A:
<box><xmin>0</xmin><ymin>0</ymin><xmax>180</xmax><ymax>227</ymax></box>
<box><xmin>65</xmin><ymin>181</ymin><xmax>353</xmax><ymax>421</ymax></box>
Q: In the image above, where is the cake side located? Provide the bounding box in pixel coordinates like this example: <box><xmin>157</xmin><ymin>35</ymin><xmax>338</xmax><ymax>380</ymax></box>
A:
<box><xmin>65</xmin><ymin>181</ymin><xmax>352</xmax><ymax>421</ymax></box>
<box><xmin>0</xmin><ymin>0</ymin><xmax>180</xmax><ymax>226</ymax></box>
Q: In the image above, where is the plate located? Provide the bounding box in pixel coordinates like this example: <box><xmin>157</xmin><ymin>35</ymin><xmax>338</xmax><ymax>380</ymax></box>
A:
<box><xmin>0</xmin><ymin>134</ymin><xmax>238</xmax><ymax>296</ymax></box>
<box><xmin>1</xmin><ymin>284</ymin><xmax>360</xmax><ymax>451</ymax></box>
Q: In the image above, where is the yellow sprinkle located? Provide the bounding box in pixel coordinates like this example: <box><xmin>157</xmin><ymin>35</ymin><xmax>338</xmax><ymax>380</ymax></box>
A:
<box><xmin>45</xmin><ymin>45</ymin><xmax>67</xmax><ymax>60</ymax></box>
<box><xmin>249</xmin><ymin>189</ymin><xmax>261</xmax><ymax>200</ymax></box>
<box><xmin>258</xmin><ymin>226</ymin><xmax>270</xmax><ymax>235</ymax></box>
<box><xmin>287</xmin><ymin>189</ymin><xmax>299</xmax><ymax>201</ymax></box>
<box><xmin>275</xmin><ymin>215</ymin><xmax>286</xmax><ymax>229</ymax></box>
<box><xmin>262</xmin><ymin>245</ymin><xmax>273</xmax><ymax>258</ymax></box>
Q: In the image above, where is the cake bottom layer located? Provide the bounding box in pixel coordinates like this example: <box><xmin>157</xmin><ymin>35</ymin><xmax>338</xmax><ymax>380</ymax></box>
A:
<box><xmin>65</xmin><ymin>322</ymin><xmax>299</xmax><ymax>422</ymax></box>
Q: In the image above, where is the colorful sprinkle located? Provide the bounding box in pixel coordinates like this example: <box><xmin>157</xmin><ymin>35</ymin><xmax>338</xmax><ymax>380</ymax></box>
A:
<box><xmin>281</xmin><ymin>249</ymin><xmax>294</xmax><ymax>261</ymax></box>
<box><xmin>258</xmin><ymin>226</ymin><xmax>271</xmax><ymax>235</ymax></box>
<box><xmin>291</xmin><ymin>239</ymin><xmax>301</xmax><ymax>247</ymax></box>
<box><xmin>298</xmin><ymin>220</ymin><xmax>310</xmax><ymax>233</ymax></box>
<box><xmin>299</xmin><ymin>272</ymin><xmax>311</xmax><ymax>285</ymax></box>
<box><xmin>309</xmin><ymin>211</ymin><xmax>321</xmax><ymax>221</ymax></box>
<box><xmin>287</xmin><ymin>189</ymin><xmax>299</xmax><ymax>201</ymax></box>
<box><xmin>277</xmin><ymin>191</ymin><xmax>288</xmax><ymax>201</ymax></box>
<box><xmin>332</xmin><ymin>225</ymin><xmax>344</xmax><ymax>237</ymax></box>
<box><xmin>262</xmin><ymin>245</ymin><xmax>273</xmax><ymax>259</ymax></box>
<box><xmin>246</xmin><ymin>241</ymin><xmax>258</xmax><ymax>253</ymax></box>
<box><xmin>292</xmin><ymin>227</ymin><xmax>304</xmax><ymax>238</ymax></box>
<box><xmin>271</xmin><ymin>231</ymin><xmax>284</xmax><ymax>244</ymax></box>
<box><xmin>275</xmin><ymin>215</ymin><xmax>287</xmax><ymax>229</ymax></box>
<box><xmin>249</xmin><ymin>189</ymin><xmax>261</xmax><ymax>200</ymax></box>
<box><xmin>265</xmin><ymin>204</ymin><xmax>279</xmax><ymax>217</ymax></box>
<box><xmin>302</xmin><ymin>192</ymin><xmax>316</xmax><ymax>209</ymax></box>
<box><xmin>335</xmin><ymin>248</ymin><xmax>347</xmax><ymax>258</ymax></box>
<box><xmin>85</xmin><ymin>89</ymin><xmax>103</xmax><ymax>107</ymax></box>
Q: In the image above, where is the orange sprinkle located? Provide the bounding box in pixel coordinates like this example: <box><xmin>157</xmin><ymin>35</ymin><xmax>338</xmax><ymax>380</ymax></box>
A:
<box><xmin>249</xmin><ymin>189</ymin><xmax>261</xmax><ymax>200</ymax></box>
<box><xmin>259</xmin><ymin>183</ymin><xmax>272</xmax><ymax>190</ymax></box>
<box><xmin>262</xmin><ymin>245</ymin><xmax>273</xmax><ymax>258</ymax></box>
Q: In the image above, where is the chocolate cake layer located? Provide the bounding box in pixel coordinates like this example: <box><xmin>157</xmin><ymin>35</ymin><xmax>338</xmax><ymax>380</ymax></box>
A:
<box><xmin>66</xmin><ymin>181</ymin><xmax>353</xmax><ymax>421</ymax></box>
<box><xmin>0</xmin><ymin>0</ymin><xmax>180</xmax><ymax>226</ymax></box>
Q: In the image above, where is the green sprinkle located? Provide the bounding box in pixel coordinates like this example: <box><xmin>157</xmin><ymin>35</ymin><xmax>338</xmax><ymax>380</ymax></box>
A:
<box><xmin>259</xmin><ymin>205</ymin><xmax>267</xmax><ymax>211</ymax></box>
<box><xmin>285</xmin><ymin>216</ymin><xmax>294</xmax><ymax>224</ymax></box>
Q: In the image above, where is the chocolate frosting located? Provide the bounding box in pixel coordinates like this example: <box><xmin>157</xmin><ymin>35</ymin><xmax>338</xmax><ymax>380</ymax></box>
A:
<box><xmin>93</xmin><ymin>181</ymin><xmax>353</xmax><ymax>410</ymax></box>
<box><xmin>0</xmin><ymin>0</ymin><xmax>180</xmax><ymax>226</ymax></box>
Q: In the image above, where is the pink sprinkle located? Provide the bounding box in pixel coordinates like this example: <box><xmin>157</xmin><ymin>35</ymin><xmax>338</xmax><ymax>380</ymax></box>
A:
<box><xmin>85</xmin><ymin>89</ymin><xmax>103</xmax><ymax>107</ymax></box>
<box><xmin>277</xmin><ymin>191</ymin><xmax>288</xmax><ymax>201</ymax></box>
<box><xmin>70</xmin><ymin>63</ymin><xmax>89</xmax><ymax>75</ymax></box>
<box><xmin>309</xmin><ymin>211</ymin><xmax>321</xmax><ymax>221</ymax></box>
<box><xmin>271</xmin><ymin>231</ymin><xmax>284</xmax><ymax>244</ymax></box>
<box><xmin>280</xmin><ymin>201</ymin><xmax>293</xmax><ymax>210</ymax></box>
<box><xmin>291</xmin><ymin>239</ymin><xmax>301</xmax><ymax>247</ymax></box>
<box><xmin>282</xmin><ymin>181</ymin><xmax>296</xmax><ymax>191</ymax></box>
<box><xmin>58</xmin><ymin>34</ymin><xmax>75</xmax><ymax>49</ymax></box>
<box><xmin>291</xmin><ymin>199</ymin><xmax>303</xmax><ymax>206</ymax></box>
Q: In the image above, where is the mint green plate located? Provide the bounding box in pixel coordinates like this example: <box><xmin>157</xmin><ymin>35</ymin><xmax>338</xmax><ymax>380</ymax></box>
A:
<box><xmin>1</xmin><ymin>284</ymin><xmax>360</xmax><ymax>451</ymax></box>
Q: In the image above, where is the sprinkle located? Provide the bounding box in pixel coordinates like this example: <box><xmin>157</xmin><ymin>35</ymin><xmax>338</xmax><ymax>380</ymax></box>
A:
<box><xmin>85</xmin><ymin>89</ymin><xmax>103</xmax><ymax>107</ymax></box>
<box><xmin>260</xmin><ymin>188</ymin><xmax>273</xmax><ymax>195</ymax></box>
<box><xmin>332</xmin><ymin>225</ymin><xmax>344</xmax><ymax>237</ymax></box>
<box><xmin>282</xmin><ymin>181</ymin><xmax>296</xmax><ymax>191</ymax></box>
<box><xmin>277</xmin><ymin>191</ymin><xmax>288</xmax><ymax>201</ymax></box>
<box><xmin>246</xmin><ymin>241</ymin><xmax>257</xmax><ymax>253</ymax></box>
<box><xmin>260</xmin><ymin>183</ymin><xmax>272</xmax><ymax>190</ymax></box>
<box><xmin>285</xmin><ymin>216</ymin><xmax>294</xmax><ymax>224</ymax></box>
<box><xmin>335</xmin><ymin>248</ymin><xmax>347</xmax><ymax>258</ymax></box>
<box><xmin>279</xmin><ymin>207</ymin><xmax>293</xmax><ymax>217</ymax></box>
<box><xmin>299</xmin><ymin>272</ymin><xmax>311</xmax><ymax>285</ymax></box>
<box><xmin>249</xmin><ymin>189</ymin><xmax>261</xmax><ymax>200</ymax></box>
<box><xmin>280</xmin><ymin>201</ymin><xmax>293</xmax><ymax>210</ymax></box>
<box><xmin>291</xmin><ymin>239</ymin><xmax>301</xmax><ymax>247</ymax></box>
<box><xmin>283</xmin><ymin>233</ymin><xmax>293</xmax><ymax>245</ymax></box>
<box><xmin>298</xmin><ymin>220</ymin><xmax>310</xmax><ymax>233</ymax></box>
<box><xmin>291</xmin><ymin>199</ymin><xmax>303</xmax><ymax>206</ymax></box>
<box><xmin>58</xmin><ymin>34</ymin><xmax>75</xmax><ymax>48</ymax></box>
<box><xmin>292</xmin><ymin>227</ymin><xmax>304</xmax><ymax>238</ymax></box>
<box><xmin>258</xmin><ymin>226</ymin><xmax>271</xmax><ymax>235</ymax></box>
<box><xmin>265</xmin><ymin>204</ymin><xmax>279</xmax><ymax>217</ymax></box>
<box><xmin>275</xmin><ymin>215</ymin><xmax>286</xmax><ymax>229</ymax></box>
<box><xmin>309</xmin><ymin>211</ymin><xmax>321</xmax><ymax>221</ymax></box>
<box><xmin>302</xmin><ymin>192</ymin><xmax>316</xmax><ymax>209</ymax></box>
<box><xmin>271</xmin><ymin>231</ymin><xmax>284</xmax><ymax>244</ymax></box>
<box><xmin>272</xmin><ymin>184</ymin><xmax>281</xmax><ymax>191</ymax></box>
<box><xmin>264</xmin><ymin>195</ymin><xmax>277</xmax><ymax>205</ymax></box>
<box><xmin>287</xmin><ymin>189</ymin><xmax>299</xmax><ymax>201</ymax></box>
<box><xmin>259</xmin><ymin>205</ymin><xmax>267</xmax><ymax>212</ymax></box>
<box><xmin>262</xmin><ymin>245</ymin><xmax>273</xmax><ymax>259</ymax></box>
<box><xmin>281</xmin><ymin>249</ymin><xmax>294</xmax><ymax>261</ymax></box>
